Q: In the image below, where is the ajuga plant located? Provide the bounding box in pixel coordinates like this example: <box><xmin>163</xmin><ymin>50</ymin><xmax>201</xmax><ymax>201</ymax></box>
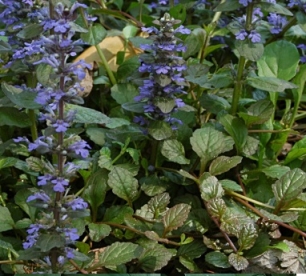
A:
<box><xmin>4</xmin><ymin>0</ymin><xmax>92</xmax><ymax>273</ymax></box>
<box><xmin>134</xmin><ymin>13</ymin><xmax>191</xmax><ymax>131</ymax></box>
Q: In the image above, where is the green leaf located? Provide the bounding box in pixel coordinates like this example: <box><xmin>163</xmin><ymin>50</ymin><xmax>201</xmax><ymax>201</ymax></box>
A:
<box><xmin>147</xmin><ymin>192</ymin><xmax>170</xmax><ymax>219</ymax></box>
<box><xmin>200</xmin><ymin>94</ymin><xmax>231</xmax><ymax>114</ymax></box>
<box><xmin>238</xmin><ymin>99</ymin><xmax>274</xmax><ymax>127</ymax></box>
<box><xmin>111</xmin><ymin>83</ymin><xmax>139</xmax><ymax>105</ymax></box>
<box><xmin>88</xmin><ymin>223</ymin><xmax>111</xmax><ymax>242</ymax></box>
<box><xmin>1</xmin><ymin>83</ymin><xmax>41</xmax><ymax>109</ymax></box>
<box><xmin>241</xmin><ymin>135</ymin><xmax>259</xmax><ymax>157</ymax></box>
<box><xmin>163</xmin><ymin>203</ymin><xmax>191</xmax><ymax>234</ymax></box>
<box><xmin>179</xmin><ymin>255</ymin><xmax>200</xmax><ymax>272</ymax></box>
<box><xmin>246</xmin><ymin>76</ymin><xmax>297</xmax><ymax>92</ymax></box>
<box><xmin>259</xmin><ymin>2</ymin><xmax>293</xmax><ymax>16</ymax></box>
<box><xmin>80</xmin><ymin>24</ymin><xmax>107</xmax><ymax>46</ymax></box>
<box><xmin>207</xmin><ymin>197</ymin><xmax>227</xmax><ymax>217</ymax></box>
<box><xmin>138</xmin><ymin>243</ymin><xmax>174</xmax><ymax>272</ymax></box>
<box><xmin>178</xmin><ymin>240</ymin><xmax>207</xmax><ymax>259</ymax></box>
<box><xmin>219</xmin><ymin>114</ymin><xmax>247</xmax><ymax>154</ymax></box>
<box><xmin>66</xmin><ymin>104</ymin><xmax>110</xmax><ymax>125</ymax></box>
<box><xmin>205</xmin><ymin>251</ymin><xmax>231</xmax><ymax>268</ymax></box>
<box><xmin>169</xmin><ymin>4</ymin><xmax>186</xmax><ymax>23</ymax></box>
<box><xmin>235</xmin><ymin>40</ymin><xmax>264</xmax><ymax>61</ymax></box>
<box><xmin>0</xmin><ymin>40</ymin><xmax>11</xmax><ymax>53</ymax></box>
<box><xmin>0</xmin><ymin>207</ymin><xmax>14</xmax><ymax>232</ymax></box>
<box><xmin>15</xmin><ymin>218</ymin><xmax>32</xmax><ymax>230</ymax></box>
<box><xmin>269</xmin><ymin>241</ymin><xmax>290</xmax><ymax>252</ymax></box>
<box><xmin>257</xmin><ymin>40</ymin><xmax>300</xmax><ymax>80</ymax></box>
<box><xmin>36</xmin><ymin>234</ymin><xmax>66</xmax><ymax>252</ymax></box>
<box><xmin>228</xmin><ymin>253</ymin><xmax>249</xmax><ymax>271</ymax></box>
<box><xmin>284</xmin><ymin>136</ymin><xmax>306</xmax><ymax>164</ymax></box>
<box><xmin>0</xmin><ymin>240</ymin><xmax>18</xmax><ymax>258</ymax></box>
<box><xmin>117</xmin><ymin>56</ymin><xmax>140</xmax><ymax>82</ymax></box>
<box><xmin>14</xmin><ymin>189</ymin><xmax>37</xmax><ymax>221</ymax></box>
<box><xmin>0</xmin><ymin>107</ymin><xmax>31</xmax><ymax>127</ymax></box>
<box><xmin>108</xmin><ymin>166</ymin><xmax>139</xmax><ymax>205</ymax></box>
<box><xmin>86</xmin><ymin>128</ymin><xmax>105</xmax><ymax>146</ymax></box>
<box><xmin>154</xmin><ymin>97</ymin><xmax>176</xmax><ymax>113</ymax></box>
<box><xmin>36</xmin><ymin>63</ymin><xmax>53</xmax><ymax>86</ymax></box>
<box><xmin>122</xmin><ymin>102</ymin><xmax>145</xmax><ymax>113</ymax></box>
<box><xmin>237</xmin><ymin>223</ymin><xmax>258</xmax><ymax>251</ymax></box>
<box><xmin>292</xmin><ymin>64</ymin><xmax>306</xmax><ymax>112</ymax></box>
<box><xmin>244</xmin><ymin>232</ymin><xmax>270</xmax><ymax>258</ymax></box>
<box><xmin>148</xmin><ymin>121</ymin><xmax>173</xmax><ymax>141</ymax></box>
<box><xmin>0</xmin><ymin>157</ymin><xmax>18</xmax><ymax>170</ymax></box>
<box><xmin>98</xmin><ymin>147</ymin><xmax>113</xmax><ymax>170</ymax></box>
<box><xmin>140</xmin><ymin>175</ymin><xmax>170</xmax><ymax>196</ymax></box>
<box><xmin>190</xmin><ymin>126</ymin><xmax>234</xmax><ymax>163</ymax></box>
<box><xmin>209</xmin><ymin>156</ymin><xmax>242</xmax><ymax>176</ymax></box>
<box><xmin>185</xmin><ymin>63</ymin><xmax>209</xmax><ymax>85</ymax></box>
<box><xmin>83</xmin><ymin>169</ymin><xmax>108</xmax><ymax>218</ymax></box>
<box><xmin>219</xmin><ymin>179</ymin><xmax>243</xmax><ymax>192</ymax></box>
<box><xmin>200</xmin><ymin>175</ymin><xmax>224</xmax><ymax>201</ymax></box>
<box><xmin>272</xmin><ymin>168</ymin><xmax>306</xmax><ymax>205</ymax></box>
<box><xmin>261</xmin><ymin>165</ymin><xmax>291</xmax><ymax>179</ymax></box>
<box><xmin>16</xmin><ymin>23</ymin><xmax>42</xmax><ymax>39</ymax></box>
<box><xmin>98</xmin><ymin>242</ymin><xmax>141</xmax><ymax>267</ymax></box>
<box><xmin>161</xmin><ymin>139</ymin><xmax>190</xmax><ymax>165</ymax></box>
<box><xmin>104</xmin><ymin>205</ymin><xmax>134</xmax><ymax>224</ymax></box>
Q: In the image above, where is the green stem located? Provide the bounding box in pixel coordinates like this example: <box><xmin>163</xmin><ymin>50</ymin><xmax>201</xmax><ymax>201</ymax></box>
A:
<box><xmin>231</xmin><ymin>56</ymin><xmax>246</xmax><ymax>115</ymax></box>
<box><xmin>150</xmin><ymin>140</ymin><xmax>159</xmax><ymax>167</ymax></box>
<box><xmin>95</xmin><ymin>44</ymin><xmax>117</xmax><ymax>86</ymax></box>
<box><xmin>26</xmin><ymin>74</ymin><xmax>38</xmax><ymax>141</ymax></box>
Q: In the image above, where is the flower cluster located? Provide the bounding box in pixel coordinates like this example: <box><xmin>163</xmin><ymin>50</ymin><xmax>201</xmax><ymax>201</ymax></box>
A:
<box><xmin>134</xmin><ymin>13</ymin><xmax>190</xmax><ymax>130</ymax></box>
<box><xmin>288</xmin><ymin>0</ymin><xmax>306</xmax><ymax>12</ymax></box>
<box><xmin>297</xmin><ymin>44</ymin><xmax>306</xmax><ymax>63</ymax></box>
<box><xmin>267</xmin><ymin>13</ymin><xmax>287</xmax><ymax>34</ymax></box>
<box><xmin>10</xmin><ymin>1</ymin><xmax>92</xmax><ymax>270</ymax></box>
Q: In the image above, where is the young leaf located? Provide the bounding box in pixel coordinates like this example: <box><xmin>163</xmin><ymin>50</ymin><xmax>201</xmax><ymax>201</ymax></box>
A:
<box><xmin>272</xmin><ymin>168</ymin><xmax>306</xmax><ymax>207</ymax></box>
<box><xmin>161</xmin><ymin>139</ymin><xmax>190</xmax><ymax>165</ymax></box>
<box><xmin>147</xmin><ymin>192</ymin><xmax>170</xmax><ymax>219</ymax></box>
<box><xmin>0</xmin><ymin>207</ymin><xmax>14</xmax><ymax>232</ymax></box>
<box><xmin>148</xmin><ymin>121</ymin><xmax>173</xmax><ymax>140</ymax></box>
<box><xmin>88</xmin><ymin>223</ymin><xmax>111</xmax><ymax>242</ymax></box>
<box><xmin>97</xmin><ymin>242</ymin><xmax>141</xmax><ymax>267</ymax></box>
<box><xmin>163</xmin><ymin>203</ymin><xmax>191</xmax><ymax>234</ymax></box>
<box><xmin>219</xmin><ymin>179</ymin><xmax>243</xmax><ymax>192</ymax></box>
<box><xmin>108</xmin><ymin>166</ymin><xmax>139</xmax><ymax>205</ymax></box>
<box><xmin>209</xmin><ymin>156</ymin><xmax>242</xmax><ymax>176</ymax></box>
<box><xmin>199</xmin><ymin>175</ymin><xmax>224</xmax><ymax>201</ymax></box>
<box><xmin>237</xmin><ymin>223</ymin><xmax>258</xmax><ymax>251</ymax></box>
<box><xmin>179</xmin><ymin>255</ymin><xmax>201</xmax><ymax>272</ymax></box>
<box><xmin>190</xmin><ymin>126</ymin><xmax>234</xmax><ymax>164</ymax></box>
<box><xmin>228</xmin><ymin>253</ymin><xmax>249</xmax><ymax>271</ymax></box>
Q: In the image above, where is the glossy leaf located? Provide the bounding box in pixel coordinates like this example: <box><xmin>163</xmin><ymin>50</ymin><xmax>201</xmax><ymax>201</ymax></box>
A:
<box><xmin>163</xmin><ymin>203</ymin><xmax>191</xmax><ymax>234</ymax></box>
<box><xmin>190</xmin><ymin>126</ymin><xmax>234</xmax><ymax>163</ymax></box>
<box><xmin>207</xmin><ymin>197</ymin><xmax>227</xmax><ymax>217</ymax></box>
<box><xmin>148</xmin><ymin>121</ymin><xmax>173</xmax><ymax>140</ymax></box>
<box><xmin>161</xmin><ymin>139</ymin><xmax>190</xmax><ymax>165</ymax></box>
<box><xmin>272</xmin><ymin>168</ymin><xmax>306</xmax><ymax>205</ymax></box>
<box><xmin>200</xmin><ymin>175</ymin><xmax>224</xmax><ymax>201</ymax></box>
<box><xmin>209</xmin><ymin>156</ymin><xmax>242</xmax><ymax>176</ymax></box>
<box><xmin>147</xmin><ymin>192</ymin><xmax>170</xmax><ymax>219</ymax></box>
<box><xmin>98</xmin><ymin>242</ymin><xmax>141</xmax><ymax>267</ymax></box>
<box><xmin>219</xmin><ymin>179</ymin><xmax>243</xmax><ymax>192</ymax></box>
<box><xmin>108</xmin><ymin>166</ymin><xmax>139</xmax><ymax>205</ymax></box>
<box><xmin>261</xmin><ymin>165</ymin><xmax>290</xmax><ymax>179</ymax></box>
<box><xmin>237</xmin><ymin>223</ymin><xmax>258</xmax><ymax>251</ymax></box>
<box><xmin>205</xmin><ymin>251</ymin><xmax>231</xmax><ymax>268</ymax></box>
<box><xmin>178</xmin><ymin>240</ymin><xmax>207</xmax><ymax>259</ymax></box>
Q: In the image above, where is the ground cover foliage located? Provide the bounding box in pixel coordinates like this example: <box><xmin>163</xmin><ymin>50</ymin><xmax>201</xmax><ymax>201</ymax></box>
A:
<box><xmin>0</xmin><ymin>0</ymin><xmax>306</xmax><ymax>274</ymax></box>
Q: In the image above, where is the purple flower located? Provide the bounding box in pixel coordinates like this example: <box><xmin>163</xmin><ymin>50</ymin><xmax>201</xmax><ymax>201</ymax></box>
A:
<box><xmin>63</xmin><ymin>228</ymin><xmax>79</xmax><ymax>241</ymax></box>
<box><xmin>51</xmin><ymin>177</ymin><xmax>69</xmax><ymax>192</ymax></box>
<box><xmin>52</xmin><ymin>119</ymin><xmax>70</xmax><ymax>132</ymax></box>
<box><xmin>248</xmin><ymin>30</ymin><xmax>261</xmax><ymax>43</ymax></box>
<box><xmin>267</xmin><ymin>13</ymin><xmax>287</xmax><ymax>34</ymax></box>
<box><xmin>65</xmin><ymin>247</ymin><xmax>74</xmax><ymax>259</ymax></box>
<box><xmin>37</xmin><ymin>174</ymin><xmax>54</xmax><ymax>186</ymax></box>
<box><xmin>27</xmin><ymin>191</ymin><xmax>51</xmax><ymax>203</ymax></box>
<box><xmin>239</xmin><ymin>0</ymin><xmax>252</xmax><ymax>6</ymax></box>
<box><xmin>68</xmin><ymin>140</ymin><xmax>91</xmax><ymax>158</ymax></box>
<box><xmin>236</xmin><ymin>29</ymin><xmax>248</xmax><ymax>40</ymax></box>
<box><xmin>28</xmin><ymin>136</ymin><xmax>52</xmax><ymax>153</ymax></box>
<box><xmin>66</xmin><ymin>197</ymin><xmax>88</xmax><ymax>210</ymax></box>
<box><xmin>174</xmin><ymin>25</ymin><xmax>191</xmax><ymax>34</ymax></box>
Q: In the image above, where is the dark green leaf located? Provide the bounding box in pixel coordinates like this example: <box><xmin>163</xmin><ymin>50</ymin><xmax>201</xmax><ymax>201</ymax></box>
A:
<box><xmin>257</xmin><ymin>40</ymin><xmax>299</xmax><ymax>80</ymax></box>
<box><xmin>200</xmin><ymin>94</ymin><xmax>231</xmax><ymax>114</ymax></box>
<box><xmin>0</xmin><ymin>40</ymin><xmax>11</xmax><ymax>53</ymax></box>
<box><xmin>36</xmin><ymin>63</ymin><xmax>53</xmax><ymax>86</ymax></box>
<box><xmin>0</xmin><ymin>107</ymin><xmax>30</xmax><ymax>127</ymax></box>
<box><xmin>86</xmin><ymin>128</ymin><xmax>106</xmax><ymax>146</ymax></box>
<box><xmin>140</xmin><ymin>175</ymin><xmax>170</xmax><ymax>196</ymax></box>
<box><xmin>80</xmin><ymin>24</ymin><xmax>107</xmax><ymax>46</ymax></box>
<box><xmin>190</xmin><ymin>126</ymin><xmax>234</xmax><ymax>163</ymax></box>
<box><xmin>98</xmin><ymin>242</ymin><xmax>141</xmax><ymax>267</ymax></box>
<box><xmin>219</xmin><ymin>179</ymin><xmax>243</xmax><ymax>192</ymax></box>
<box><xmin>259</xmin><ymin>2</ymin><xmax>293</xmax><ymax>16</ymax></box>
<box><xmin>209</xmin><ymin>156</ymin><xmax>242</xmax><ymax>176</ymax></box>
<box><xmin>0</xmin><ymin>207</ymin><xmax>14</xmax><ymax>232</ymax></box>
<box><xmin>228</xmin><ymin>253</ymin><xmax>249</xmax><ymax>271</ymax></box>
<box><xmin>178</xmin><ymin>240</ymin><xmax>207</xmax><ymax>258</ymax></box>
<box><xmin>148</xmin><ymin>121</ymin><xmax>173</xmax><ymax>141</ymax></box>
<box><xmin>108</xmin><ymin>166</ymin><xmax>139</xmax><ymax>205</ymax></box>
<box><xmin>185</xmin><ymin>63</ymin><xmax>209</xmax><ymax>85</ymax></box>
<box><xmin>205</xmin><ymin>251</ymin><xmax>231</xmax><ymax>268</ymax></box>
<box><xmin>15</xmin><ymin>218</ymin><xmax>32</xmax><ymax>229</ymax></box>
<box><xmin>88</xmin><ymin>223</ymin><xmax>111</xmax><ymax>242</ymax></box>
<box><xmin>111</xmin><ymin>83</ymin><xmax>139</xmax><ymax>105</ymax></box>
<box><xmin>244</xmin><ymin>232</ymin><xmax>270</xmax><ymax>258</ymax></box>
<box><xmin>163</xmin><ymin>203</ymin><xmax>191</xmax><ymax>234</ymax></box>
<box><xmin>161</xmin><ymin>139</ymin><xmax>189</xmax><ymax>165</ymax></box>
<box><xmin>36</xmin><ymin>234</ymin><xmax>66</xmax><ymax>252</ymax></box>
<box><xmin>0</xmin><ymin>157</ymin><xmax>18</xmax><ymax>170</ymax></box>
<box><xmin>235</xmin><ymin>40</ymin><xmax>264</xmax><ymax>61</ymax></box>
<box><xmin>14</xmin><ymin>189</ymin><xmax>37</xmax><ymax>221</ymax></box>
<box><xmin>83</xmin><ymin>169</ymin><xmax>108</xmax><ymax>218</ymax></box>
<box><xmin>238</xmin><ymin>99</ymin><xmax>274</xmax><ymax>126</ymax></box>
<box><xmin>17</xmin><ymin>23</ymin><xmax>43</xmax><ymax>39</ymax></box>
<box><xmin>1</xmin><ymin>82</ymin><xmax>41</xmax><ymax>109</ymax></box>
<box><xmin>169</xmin><ymin>4</ymin><xmax>186</xmax><ymax>23</ymax></box>
<box><xmin>219</xmin><ymin>114</ymin><xmax>247</xmax><ymax>154</ymax></box>
<box><xmin>261</xmin><ymin>165</ymin><xmax>290</xmax><ymax>179</ymax></box>
<box><xmin>117</xmin><ymin>56</ymin><xmax>140</xmax><ymax>81</ymax></box>
<box><xmin>103</xmin><ymin>205</ymin><xmax>134</xmax><ymax>224</ymax></box>
<box><xmin>241</xmin><ymin>135</ymin><xmax>259</xmax><ymax>156</ymax></box>
<box><xmin>179</xmin><ymin>255</ymin><xmax>201</xmax><ymax>272</ymax></box>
